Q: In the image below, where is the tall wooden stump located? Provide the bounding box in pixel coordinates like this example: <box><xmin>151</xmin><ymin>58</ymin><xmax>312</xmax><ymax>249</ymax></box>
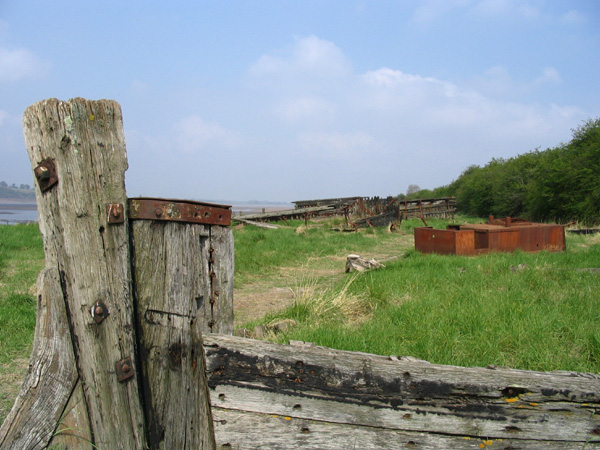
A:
<box><xmin>0</xmin><ymin>98</ymin><xmax>222</xmax><ymax>450</ymax></box>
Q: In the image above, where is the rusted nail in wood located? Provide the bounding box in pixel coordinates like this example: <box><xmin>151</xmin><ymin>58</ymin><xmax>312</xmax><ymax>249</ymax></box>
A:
<box><xmin>115</xmin><ymin>357</ymin><xmax>135</xmax><ymax>382</ymax></box>
<box><xmin>106</xmin><ymin>203</ymin><xmax>124</xmax><ymax>224</ymax></box>
<box><xmin>34</xmin><ymin>159</ymin><xmax>58</xmax><ymax>192</ymax></box>
<box><xmin>90</xmin><ymin>300</ymin><xmax>109</xmax><ymax>324</ymax></box>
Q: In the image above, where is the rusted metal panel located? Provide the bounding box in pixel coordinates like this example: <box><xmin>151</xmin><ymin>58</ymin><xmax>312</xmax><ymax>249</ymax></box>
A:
<box><xmin>128</xmin><ymin>197</ymin><xmax>231</xmax><ymax>226</ymax></box>
<box><xmin>414</xmin><ymin>227</ymin><xmax>476</xmax><ymax>255</ymax></box>
<box><xmin>415</xmin><ymin>217</ymin><xmax>565</xmax><ymax>255</ymax></box>
<box><xmin>515</xmin><ymin>224</ymin><xmax>566</xmax><ymax>252</ymax></box>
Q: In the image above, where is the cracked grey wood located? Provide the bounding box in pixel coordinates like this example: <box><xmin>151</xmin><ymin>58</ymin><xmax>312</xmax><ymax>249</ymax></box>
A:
<box><xmin>0</xmin><ymin>268</ymin><xmax>79</xmax><ymax>449</ymax></box>
<box><xmin>132</xmin><ymin>221</ymin><xmax>217</xmax><ymax>449</ymax></box>
<box><xmin>2</xmin><ymin>98</ymin><xmax>146</xmax><ymax>449</ymax></box>
<box><xmin>204</xmin><ymin>334</ymin><xmax>600</xmax><ymax>449</ymax></box>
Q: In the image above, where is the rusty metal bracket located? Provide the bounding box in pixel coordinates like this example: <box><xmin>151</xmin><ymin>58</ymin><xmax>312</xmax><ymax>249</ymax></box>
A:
<box><xmin>34</xmin><ymin>159</ymin><xmax>58</xmax><ymax>192</ymax></box>
<box><xmin>128</xmin><ymin>197</ymin><xmax>231</xmax><ymax>226</ymax></box>
<box><xmin>90</xmin><ymin>300</ymin><xmax>109</xmax><ymax>324</ymax></box>
<box><xmin>106</xmin><ymin>203</ymin><xmax>124</xmax><ymax>224</ymax></box>
<box><xmin>115</xmin><ymin>357</ymin><xmax>135</xmax><ymax>383</ymax></box>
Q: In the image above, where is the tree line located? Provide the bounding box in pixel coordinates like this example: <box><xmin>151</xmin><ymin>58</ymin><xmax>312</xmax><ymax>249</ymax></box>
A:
<box><xmin>402</xmin><ymin>118</ymin><xmax>600</xmax><ymax>225</ymax></box>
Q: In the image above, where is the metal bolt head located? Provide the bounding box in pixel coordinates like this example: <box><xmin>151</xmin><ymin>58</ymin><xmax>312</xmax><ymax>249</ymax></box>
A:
<box><xmin>34</xmin><ymin>165</ymin><xmax>50</xmax><ymax>181</ymax></box>
<box><xmin>155</xmin><ymin>208</ymin><xmax>163</xmax><ymax>217</ymax></box>
<box><xmin>116</xmin><ymin>357</ymin><xmax>135</xmax><ymax>383</ymax></box>
<box><xmin>91</xmin><ymin>300</ymin><xmax>109</xmax><ymax>324</ymax></box>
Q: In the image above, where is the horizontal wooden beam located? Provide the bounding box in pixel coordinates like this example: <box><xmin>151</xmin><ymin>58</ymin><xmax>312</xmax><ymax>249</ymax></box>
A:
<box><xmin>204</xmin><ymin>334</ymin><xmax>600</xmax><ymax>449</ymax></box>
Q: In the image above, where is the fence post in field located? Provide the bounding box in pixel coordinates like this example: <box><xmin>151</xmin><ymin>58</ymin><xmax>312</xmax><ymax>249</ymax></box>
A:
<box><xmin>0</xmin><ymin>98</ymin><xmax>220</xmax><ymax>450</ymax></box>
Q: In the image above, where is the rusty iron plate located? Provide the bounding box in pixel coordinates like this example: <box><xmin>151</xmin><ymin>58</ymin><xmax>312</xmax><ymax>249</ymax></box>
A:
<box><xmin>106</xmin><ymin>203</ymin><xmax>125</xmax><ymax>224</ymax></box>
<box><xmin>34</xmin><ymin>158</ymin><xmax>58</xmax><ymax>193</ymax></box>
<box><xmin>115</xmin><ymin>357</ymin><xmax>135</xmax><ymax>383</ymax></box>
<box><xmin>128</xmin><ymin>197</ymin><xmax>231</xmax><ymax>226</ymax></box>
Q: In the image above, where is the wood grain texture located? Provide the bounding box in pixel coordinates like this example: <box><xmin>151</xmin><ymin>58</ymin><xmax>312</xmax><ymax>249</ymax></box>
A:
<box><xmin>204</xmin><ymin>334</ymin><xmax>600</xmax><ymax>448</ymax></box>
<box><xmin>132</xmin><ymin>220</ymin><xmax>217</xmax><ymax>449</ymax></box>
<box><xmin>20</xmin><ymin>98</ymin><xmax>146</xmax><ymax>449</ymax></box>
<box><xmin>212</xmin><ymin>408</ymin><xmax>584</xmax><ymax>450</ymax></box>
<box><xmin>208</xmin><ymin>225</ymin><xmax>234</xmax><ymax>335</ymax></box>
<box><xmin>47</xmin><ymin>381</ymin><xmax>93</xmax><ymax>449</ymax></box>
<box><xmin>0</xmin><ymin>268</ymin><xmax>78</xmax><ymax>450</ymax></box>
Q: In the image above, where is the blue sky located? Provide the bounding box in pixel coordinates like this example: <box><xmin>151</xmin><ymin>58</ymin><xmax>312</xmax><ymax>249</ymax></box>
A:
<box><xmin>1</xmin><ymin>1</ymin><xmax>598</xmax><ymax>202</ymax></box>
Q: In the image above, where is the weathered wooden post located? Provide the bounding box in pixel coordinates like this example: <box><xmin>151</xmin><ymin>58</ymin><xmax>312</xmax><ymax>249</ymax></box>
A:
<box><xmin>0</xmin><ymin>98</ymin><xmax>227</xmax><ymax>449</ymax></box>
<box><xmin>128</xmin><ymin>198</ymin><xmax>233</xmax><ymax>448</ymax></box>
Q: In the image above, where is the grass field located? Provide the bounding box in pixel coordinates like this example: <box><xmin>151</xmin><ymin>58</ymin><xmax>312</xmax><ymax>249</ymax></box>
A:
<box><xmin>1</xmin><ymin>218</ymin><xmax>599</xmax><ymax>423</ymax></box>
<box><xmin>237</xmin><ymin>218</ymin><xmax>600</xmax><ymax>373</ymax></box>
<box><xmin>0</xmin><ymin>223</ymin><xmax>44</xmax><ymax>421</ymax></box>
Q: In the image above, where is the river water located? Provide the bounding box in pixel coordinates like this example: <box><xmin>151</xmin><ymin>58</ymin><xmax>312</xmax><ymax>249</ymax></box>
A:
<box><xmin>0</xmin><ymin>202</ymin><xmax>294</xmax><ymax>225</ymax></box>
<box><xmin>0</xmin><ymin>203</ymin><xmax>38</xmax><ymax>225</ymax></box>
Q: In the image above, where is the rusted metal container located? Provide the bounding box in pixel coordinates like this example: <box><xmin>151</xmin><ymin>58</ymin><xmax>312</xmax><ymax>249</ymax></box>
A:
<box><xmin>414</xmin><ymin>227</ymin><xmax>476</xmax><ymax>255</ymax></box>
<box><xmin>415</xmin><ymin>217</ymin><xmax>565</xmax><ymax>255</ymax></box>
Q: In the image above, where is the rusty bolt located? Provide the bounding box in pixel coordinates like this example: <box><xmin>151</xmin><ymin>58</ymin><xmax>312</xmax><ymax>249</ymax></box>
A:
<box><xmin>34</xmin><ymin>165</ymin><xmax>50</xmax><ymax>181</ymax></box>
<box><xmin>91</xmin><ymin>301</ymin><xmax>109</xmax><ymax>323</ymax></box>
<box><xmin>112</xmin><ymin>208</ymin><xmax>121</xmax><ymax>219</ymax></box>
<box><xmin>121</xmin><ymin>363</ymin><xmax>131</xmax><ymax>373</ymax></box>
<box><xmin>155</xmin><ymin>208</ymin><xmax>163</xmax><ymax>217</ymax></box>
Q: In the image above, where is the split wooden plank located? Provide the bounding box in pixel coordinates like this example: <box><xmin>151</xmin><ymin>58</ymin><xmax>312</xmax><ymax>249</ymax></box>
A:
<box><xmin>211</xmin><ymin>408</ymin><xmax>583</xmax><ymax>450</ymax></box>
<box><xmin>204</xmin><ymin>334</ymin><xmax>600</xmax><ymax>448</ymax></box>
<box><xmin>132</xmin><ymin>221</ymin><xmax>216</xmax><ymax>449</ymax></box>
<box><xmin>0</xmin><ymin>268</ymin><xmax>78</xmax><ymax>449</ymax></box>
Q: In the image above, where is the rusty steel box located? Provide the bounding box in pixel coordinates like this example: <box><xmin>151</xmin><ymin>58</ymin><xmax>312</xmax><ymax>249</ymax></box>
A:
<box><xmin>415</xmin><ymin>217</ymin><xmax>565</xmax><ymax>255</ymax></box>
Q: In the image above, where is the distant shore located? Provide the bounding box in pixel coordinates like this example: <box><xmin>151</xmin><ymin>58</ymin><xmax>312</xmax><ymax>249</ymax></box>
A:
<box><xmin>0</xmin><ymin>201</ymin><xmax>37</xmax><ymax>209</ymax></box>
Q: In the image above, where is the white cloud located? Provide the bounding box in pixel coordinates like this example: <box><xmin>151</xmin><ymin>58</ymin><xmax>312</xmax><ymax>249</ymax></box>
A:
<box><xmin>173</xmin><ymin>115</ymin><xmax>241</xmax><ymax>154</ymax></box>
<box><xmin>249</xmin><ymin>35</ymin><xmax>352</xmax><ymax>79</ymax></box>
<box><xmin>297</xmin><ymin>131</ymin><xmax>378</xmax><ymax>160</ymax></box>
<box><xmin>535</xmin><ymin>67</ymin><xmax>561</xmax><ymax>85</ymax></box>
<box><xmin>243</xmin><ymin>36</ymin><xmax>587</xmax><ymax>178</ymax></box>
<box><xmin>361</xmin><ymin>67</ymin><xmax>465</xmax><ymax>114</ymax></box>
<box><xmin>275</xmin><ymin>97</ymin><xmax>336</xmax><ymax>122</ymax></box>
<box><xmin>0</xmin><ymin>46</ymin><xmax>50</xmax><ymax>82</ymax></box>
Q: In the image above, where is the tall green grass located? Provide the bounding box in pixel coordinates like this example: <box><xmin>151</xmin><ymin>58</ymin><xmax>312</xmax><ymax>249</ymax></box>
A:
<box><xmin>259</xmin><ymin>230</ymin><xmax>600</xmax><ymax>373</ymax></box>
<box><xmin>0</xmin><ymin>224</ymin><xmax>44</xmax><ymax>364</ymax></box>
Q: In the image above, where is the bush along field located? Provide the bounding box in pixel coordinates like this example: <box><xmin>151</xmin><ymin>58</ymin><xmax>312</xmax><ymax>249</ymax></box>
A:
<box><xmin>239</xmin><ymin>218</ymin><xmax>600</xmax><ymax>374</ymax></box>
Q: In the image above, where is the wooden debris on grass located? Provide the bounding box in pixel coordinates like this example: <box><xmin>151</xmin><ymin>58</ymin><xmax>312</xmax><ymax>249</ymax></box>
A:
<box><xmin>345</xmin><ymin>254</ymin><xmax>385</xmax><ymax>273</ymax></box>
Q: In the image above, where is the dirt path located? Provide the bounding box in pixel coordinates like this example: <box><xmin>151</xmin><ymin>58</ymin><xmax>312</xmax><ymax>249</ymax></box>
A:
<box><xmin>233</xmin><ymin>232</ymin><xmax>413</xmax><ymax>326</ymax></box>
